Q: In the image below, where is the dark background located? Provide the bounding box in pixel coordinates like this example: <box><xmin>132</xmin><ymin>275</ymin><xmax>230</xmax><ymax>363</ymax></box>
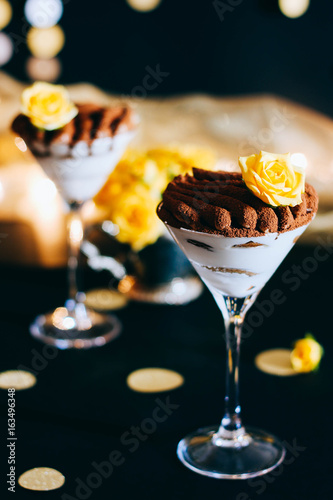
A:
<box><xmin>4</xmin><ymin>0</ymin><xmax>333</xmax><ymax>116</ymax></box>
<box><xmin>1</xmin><ymin>2</ymin><xmax>333</xmax><ymax>498</ymax></box>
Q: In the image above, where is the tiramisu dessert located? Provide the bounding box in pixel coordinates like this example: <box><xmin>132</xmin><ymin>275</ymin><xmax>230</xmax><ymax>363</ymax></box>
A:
<box><xmin>12</xmin><ymin>82</ymin><xmax>138</xmax><ymax>203</ymax></box>
<box><xmin>11</xmin><ymin>82</ymin><xmax>138</xmax><ymax>349</ymax></box>
<box><xmin>157</xmin><ymin>151</ymin><xmax>318</xmax><ymax>479</ymax></box>
<box><xmin>158</xmin><ymin>157</ymin><xmax>318</xmax><ymax>298</ymax></box>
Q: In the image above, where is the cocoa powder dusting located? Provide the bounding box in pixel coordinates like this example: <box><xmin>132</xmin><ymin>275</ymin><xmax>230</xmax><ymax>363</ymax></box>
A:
<box><xmin>157</xmin><ymin>169</ymin><xmax>318</xmax><ymax>237</ymax></box>
<box><xmin>11</xmin><ymin>103</ymin><xmax>137</xmax><ymax>152</ymax></box>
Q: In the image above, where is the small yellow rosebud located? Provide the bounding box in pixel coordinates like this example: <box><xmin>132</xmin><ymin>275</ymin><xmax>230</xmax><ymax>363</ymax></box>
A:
<box><xmin>238</xmin><ymin>151</ymin><xmax>305</xmax><ymax>207</ymax></box>
<box><xmin>290</xmin><ymin>334</ymin><xmax>324</xmax><ymax>373</ymax></box>
<box><xmin>21</xmin><ymin>81</ymin><xmax>78</xmax><ymax>130</ymax></box>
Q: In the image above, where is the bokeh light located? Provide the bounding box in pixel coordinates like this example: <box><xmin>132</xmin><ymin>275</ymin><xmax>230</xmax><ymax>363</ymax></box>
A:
<box><xmin>29</xmin><ymin>178</ymin><xmax>58</xmax><ymax>206</ymax></box>
<box><xmin>0</xmin><ymin>0</ymin><xmax>12</xmax><ymax>30</ymax></box>
<box><xmin>14</xmin><ymin>137</ymin><xmax>28</xmax><ymax>153</ymax></box>
<box><xmin>27</xmin><ymin>25</ymin><xmax>65</xmax><ymax>59</ymax></box>
<box><xmin>126</xmin><ymin>0</ymin><xmax>162</xmax><ymax>13</ymax></box>
<box><xmin>24</xmin><ymin>0</ymin><xmax>63</xmax><ymax>28</ymax></box>
<box><xmin>26</xmin><ymin>56</ymin><xmax>62</xmax><ymax>82</ymax></box>
<box><xmin>0</xmin><ymin>32</ymin><xmax>13</xmax><ymax>66</ymax></box>
<box><xmin>279</xmin><ymin>0</ymin><xmax>310</xmax><ymax>19</ymax></box>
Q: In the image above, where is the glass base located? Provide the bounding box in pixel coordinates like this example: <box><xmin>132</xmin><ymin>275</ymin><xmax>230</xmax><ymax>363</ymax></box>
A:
<box><xmin>30</xmin><ymin>300</ymin><xmax>122</xmax><ymax>349</ymax></box>
<box><xmin>119</xmin><ymin>276</ymin><xmax>203</xmax><ymax>305</ymax></box>
<box><xmin>177</xmin><ymin>425</ymin><xmax>286</xmax><ymax>479</ymax></box>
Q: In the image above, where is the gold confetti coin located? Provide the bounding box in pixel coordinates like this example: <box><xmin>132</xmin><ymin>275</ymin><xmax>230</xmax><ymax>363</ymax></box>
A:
<box><xmin>85</xmin><ymin>288</ymin><xmax>129</xmax><ymax>311</ymax></box>
<box><xmin>0</xmin><ymin>370</ymin><xmax>36</xmax><ymax>390</ymax></box>
<box><xmin>127</xmin><ymin>368</ymin><xmax>184</xmax><ymax>393</ymax></box>
<box><xmin>18</xmin><ymin>467</ymin><xmax>65</xmax><ymax>491</ymax></box>
<box><xmin>255</xmin><ymin>349</ymin><xmax>298</xmax><ymax>377</ymax></box>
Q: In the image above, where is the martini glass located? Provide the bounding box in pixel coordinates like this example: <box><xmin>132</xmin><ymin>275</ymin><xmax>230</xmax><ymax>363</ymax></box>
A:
<box><xmin>29</xmin><ymin>129</ymin><xmax>136</xmax><ymax>349</ymax></box>
<box><xmin>161</xmin><ymin>219</ymin><xmax>312</xmax><ymax>479</ymax></box>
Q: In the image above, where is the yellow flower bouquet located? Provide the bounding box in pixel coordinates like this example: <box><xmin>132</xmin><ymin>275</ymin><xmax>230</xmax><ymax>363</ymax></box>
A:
<box><xmin>94</xmin><ymin>145</ymin><xmax>217</xmax><ymax>252</ymax></box>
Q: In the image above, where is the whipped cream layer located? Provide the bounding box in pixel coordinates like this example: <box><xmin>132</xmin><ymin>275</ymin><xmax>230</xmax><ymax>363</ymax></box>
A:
<box><xmin>165</xmin><ymin>224</ymin><xmax>309</xmax><ymax>298</ymax></box>
<box><xmin>38</xmin><ymin>130</ymin><xmax>135</xmax><ymax>203</ymax></box>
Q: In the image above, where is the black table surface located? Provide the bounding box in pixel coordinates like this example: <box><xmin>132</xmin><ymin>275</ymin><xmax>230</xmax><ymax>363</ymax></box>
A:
<box><xmin>0</xmin><ymin>243</ymin><xmax>332</xmax><ymax>500</ymax></box>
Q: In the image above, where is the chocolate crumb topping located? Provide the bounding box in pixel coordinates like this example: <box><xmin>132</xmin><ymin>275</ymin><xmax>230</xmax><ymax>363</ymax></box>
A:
<box><xmin>157</xmin><ymin>168</ymin><xmax>318</xmax><ymax>237</ymax></box>
<box><xmin>11</xmin><ymin>103</ymin><xmax>137</xmax><ymax>156</ymax></box>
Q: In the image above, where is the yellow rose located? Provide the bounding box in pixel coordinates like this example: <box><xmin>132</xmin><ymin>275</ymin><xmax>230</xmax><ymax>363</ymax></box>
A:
<box><xmin>290</xmin><ymin>334</ymin><xmax>324</xmax><ymax>373</ymax></box>
<box><xmin>21</xmin><ymin>81</ymin><xmax>78</xmax><ymax>130</ymax></box>
<box><xmin>107</xmin><ymin>189</ymin><xmax>164</xmax><ymax>251</ymax></box>
<box><xmin>238</xmin><ymin>151</ymin><xmax>305</xmax><ymax>207</ymax></box>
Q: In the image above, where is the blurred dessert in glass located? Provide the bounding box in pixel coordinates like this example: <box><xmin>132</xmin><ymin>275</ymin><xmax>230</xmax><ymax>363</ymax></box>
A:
<box><xmin>11</xmin><ymin>82</ymin><xmax>138</xmax><ymax>348</ymax></box>
<box><xmin>12</xmin><ymin>82</ymin><xmax>138</xmax><ymax>203</ymax></box>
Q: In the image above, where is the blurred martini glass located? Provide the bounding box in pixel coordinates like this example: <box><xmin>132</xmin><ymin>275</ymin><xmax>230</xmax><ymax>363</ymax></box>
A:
<box><xmin>12</xmin><ymin>84</ymin><xmax>138</xmax><ymax>348</ymax></box>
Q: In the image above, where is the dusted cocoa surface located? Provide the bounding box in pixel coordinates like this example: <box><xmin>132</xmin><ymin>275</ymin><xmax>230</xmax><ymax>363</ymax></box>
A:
<box><xmin>11</xmin><ymin>103</ymin><xmax>136</xmax><ymax>153</ymax></box>
<box><xmin>158</xmin><ymin>168</ymin><xmax>319</xmax><ymax>237</ymax></box>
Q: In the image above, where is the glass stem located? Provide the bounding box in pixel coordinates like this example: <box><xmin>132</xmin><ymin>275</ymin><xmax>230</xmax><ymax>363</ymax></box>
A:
<box><xmin>67</xmin><ymin>202</ymin><xmax>84</xmax><ymax>303</ymax></box>
<box><xmin>222</xmin><ymin>299</ymin><xmax>243</xmax><ymax>433</ymax></box>
<box><xmin>210</xmin><ymin>292</ymin><xmax>258</xmax><ymax>446</ymax></box>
